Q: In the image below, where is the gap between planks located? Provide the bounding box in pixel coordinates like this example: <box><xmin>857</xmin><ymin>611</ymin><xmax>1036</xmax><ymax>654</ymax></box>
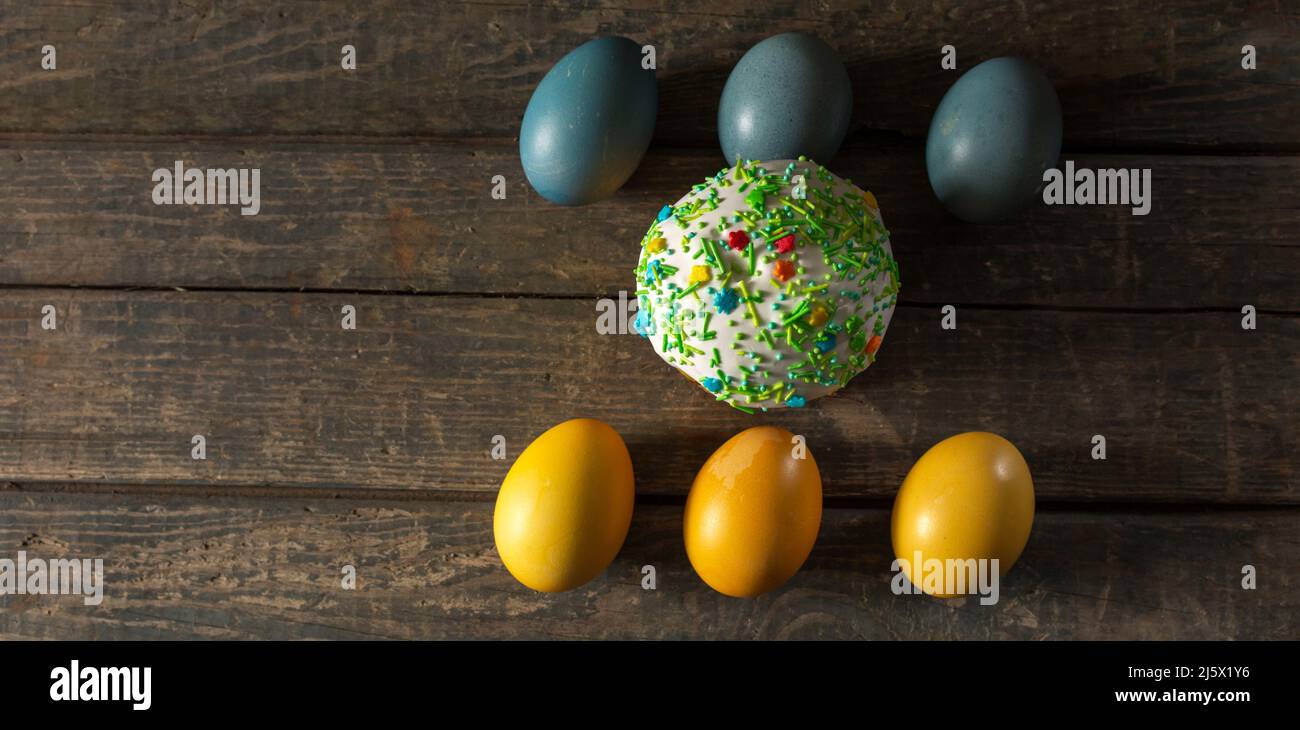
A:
<box><xmin>3</xmin><ymin>131</ymin><xmax>1300</xmax><ymax>157</ymax></box>
<box><xmin>0</xmin><ymin>284</ymin><xmax>1296</xmax><ymax>317</ymax></box>
<box><xmin>5</xmin><ymin>480</ymin><xmax>1299</xmax><ymax>514</ymax></box>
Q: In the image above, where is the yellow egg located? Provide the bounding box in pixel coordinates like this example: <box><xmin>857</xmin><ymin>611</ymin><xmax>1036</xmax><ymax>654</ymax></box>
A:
<box><xmin>891</xmin><ymin>432</ymin><xmax>1035</xmax><ymax>598</ymax></box>
<box><xmin>684</xmin><ymin>426</ymin><xmax>822</xmax><ymax>598</ymax></box>
<box><xmin>493</xmin><ymin>418</ymin><xmax>635</xmax><ymax>592</ymax></box>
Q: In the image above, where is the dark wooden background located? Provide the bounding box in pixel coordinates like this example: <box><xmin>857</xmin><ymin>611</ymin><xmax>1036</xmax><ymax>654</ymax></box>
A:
<box><xmin>0</xmin><ymin>0</ymin><xmax>1296</xmax><ymax>639</ymax></box>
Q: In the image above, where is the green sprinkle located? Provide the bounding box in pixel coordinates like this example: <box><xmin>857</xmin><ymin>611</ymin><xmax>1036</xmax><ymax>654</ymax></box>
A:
<box><xmin>781</xmin><ymin>300</ymin><xmax>811</xmax><ymax>325</ymax></box>
<box><xmin>737</xmin><ymin>280</ymin><xmax>760</xmax><ymax>326</ymax></box>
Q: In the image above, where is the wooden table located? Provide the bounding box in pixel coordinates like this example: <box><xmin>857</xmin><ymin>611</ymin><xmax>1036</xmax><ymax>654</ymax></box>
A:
<box><xmin>1</xmin><ymin>1</ymin><xmax>1296</xmax><ymax>640</ymax></box>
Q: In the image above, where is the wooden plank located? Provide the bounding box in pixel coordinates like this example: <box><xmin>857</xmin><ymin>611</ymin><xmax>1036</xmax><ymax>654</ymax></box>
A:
<box><xmin>1</xmin><ymin>1</ymin><xmax>1296</xmax><ymax>149</ymax></box>
<box><xmin>1</xmin><ymin>289</ymin><xmax>1294</xmax><ymax>503</ymax></box>
<box><xmin>0</xmin><ymin>490</ymin><xmax>1293</xmax><ymax>640</ymax></box>
<box><xmin>1</xmin><ymin>142</ymin><xmax>1296</xmax><ymax>309</ymax></box>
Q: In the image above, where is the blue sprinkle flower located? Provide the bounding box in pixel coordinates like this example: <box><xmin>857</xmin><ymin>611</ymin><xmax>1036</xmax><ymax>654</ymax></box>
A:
<box><xmin>712</xmin><ymin>287</ymin><xmax>739</xmax><ymax>314</ymax></box>
<box><xmin>634</xmin><ymin>308</ymin><xmax>655</xmax><ymax>337</ymax></box>
<box><xmin>787</xmin><ymin>395</ymin><xmax>807</xmax><ymax>408</ymax></box>
<box><xmin>701</xmin><ymin>377</ymin><xmax>723</xmax><ymax>393</ymax></box>
<box><xmin>657</xmin><ymin>205</ymin><xmax>674</xmax><ymax>222</ymax></box>
<box><xmin>814</xmin><ymin>334</ymin><xmax>836</xmax><ymax>353</ymax></box>
<box><xmin>644</xmin><ymin>259</ymin><xmax>664</xmax><ymax>285</ymax></box>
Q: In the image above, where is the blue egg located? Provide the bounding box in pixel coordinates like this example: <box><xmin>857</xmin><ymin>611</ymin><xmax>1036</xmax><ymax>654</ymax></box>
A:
<box><xmin>520</xmin><ymin>37</ymin><xmax>657</xmax><ymax>206</ymax></box>
<box><xmin>718</xmin><ymin>32</ymin><xmax>852</xmax><ymax>165</ymax></box>
<box><xmin>925</xmin><ymin>57</ymin><xmax>1062</xmax><ymax>223</ymax></box>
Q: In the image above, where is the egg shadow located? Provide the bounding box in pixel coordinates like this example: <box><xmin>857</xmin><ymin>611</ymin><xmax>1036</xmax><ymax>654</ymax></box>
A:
<box><xmin>622</xmin><ymin>425</ymin><xmax>736</xmax><ymax>495</ymax></box>
<box><xmin>613</xmin><ymin>497</ymin><xmax>690</xmax><ymax>574</ymax></box>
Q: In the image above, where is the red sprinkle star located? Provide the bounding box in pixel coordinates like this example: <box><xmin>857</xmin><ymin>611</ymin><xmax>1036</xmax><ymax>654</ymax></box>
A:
<box><xmin>727</xmin><ymin>230</ymin><xmax>750</xmax><ymax>251</ymax></box>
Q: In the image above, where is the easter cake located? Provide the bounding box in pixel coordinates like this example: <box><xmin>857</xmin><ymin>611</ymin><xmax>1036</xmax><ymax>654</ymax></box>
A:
<box><xmin>634</xmin><ymin>158</ymin><xmax>900</xmax><ymax>412</ymax></box>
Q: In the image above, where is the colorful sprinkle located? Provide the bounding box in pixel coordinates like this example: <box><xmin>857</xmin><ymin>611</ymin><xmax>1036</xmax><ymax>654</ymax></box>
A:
<box><xmin>643</xmin><ymin>259</ymin><xmax>664</xmax><ymax>285</ymax></box>
<box><xmin>774</xmin><ymin>234</ymin><xmax>796</xmax><ymax>254</ymax></box>
<box><xmin>634</xmin><ymin>308</ymin><xmax>654</xmax><ymax>337</ymax></box>
<box><xmin>657</xmin><ymin>205</ymin><xmax>674</xmax><ymax>222</ymax></box>
<box><xmin>689</xmin><ymin>265</ymin><xmax>712</xmax><ymax>284</ymax></box>
<box><xmin>772</xmin><ymin>259</ymin><xmax>796</xmax><ymax>282</ymax></box>
<box><xmin>712</xmin><ymin>287</ymin><xmax>739</xmax><ymax>314</ymax></box>
<box><xmin>727</xmin><ymin>229</ymin><xmax>750</xmax><ymax>252</ymax></box>
<box><xmin>737</xmin><ymin>279</ymin><xmax>761</xmax><ymax>326</ymax></box>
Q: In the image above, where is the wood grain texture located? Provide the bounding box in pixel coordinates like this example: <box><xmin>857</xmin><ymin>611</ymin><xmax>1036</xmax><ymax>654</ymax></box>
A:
<box><xmin>1</xmin><ymin>490</ymin><xmax>1293</xmax><ymax>640</ymax></box>
<box><xmin>1</xmin><ymin>1</ymin><xmax>1296</xmax><ymax>149</ymax></box>
<box><xmin>1</xmin><ymin>1</ymin><xmax>1296</xmax><ymax>643</ymax></box>
<box><xmin>1</xmin><ymin>289</ymin><xmax>1294</xmax><ymax>503</ymax></box>
<box><xmin>2</xmin><ymin>141</ymin><xmax>1297</xmax><ymax>309</ymax></box>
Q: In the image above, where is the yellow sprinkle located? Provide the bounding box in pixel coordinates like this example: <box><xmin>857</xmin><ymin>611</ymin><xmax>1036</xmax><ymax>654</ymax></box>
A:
<box><xmin>689</xmin><ymin>265</ymin><xmax>712</xmax><ymax>284</ymax></box>
<box><xmin>807</xmin><ymin>305</ymin><xmax>828</xmax><ymax>327</ymax></box>
<box><xmin>863</xmin><ymin>191</ymin><xmax>879</xmax><ymax>211</ymax></box>
<box><xmin>646</xmin><ymin>237</ymin><xmax>667</xmax><ymax>253</ymax></box>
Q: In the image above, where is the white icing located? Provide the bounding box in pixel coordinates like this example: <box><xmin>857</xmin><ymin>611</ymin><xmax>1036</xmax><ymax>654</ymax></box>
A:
<box><xmin>634</xmin><ymin>159</ymin><xmax>899</xmax><ymax>411</ymax></box>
